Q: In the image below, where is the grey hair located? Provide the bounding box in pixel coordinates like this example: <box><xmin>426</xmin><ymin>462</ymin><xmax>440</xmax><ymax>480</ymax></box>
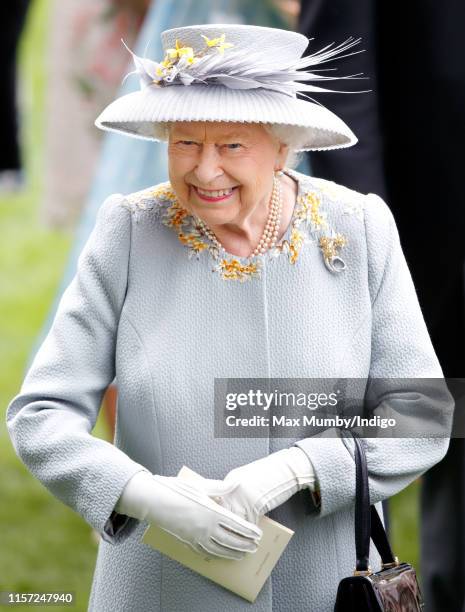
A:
<box><xmin>161</xmin><ymin>121</ymin><xmax>305</xmax><ymax>169</ymax></box>
<box><xmin>262</xmin><ymin>124</ymin><xmax>305</xmax><ymax>170</ymax></box>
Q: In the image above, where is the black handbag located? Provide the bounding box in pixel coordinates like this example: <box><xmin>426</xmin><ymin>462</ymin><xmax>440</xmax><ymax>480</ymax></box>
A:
<box><xmin>334</xmin><ymin>433</ymin><xmax>425</xmax><ymax>611</ymax></box>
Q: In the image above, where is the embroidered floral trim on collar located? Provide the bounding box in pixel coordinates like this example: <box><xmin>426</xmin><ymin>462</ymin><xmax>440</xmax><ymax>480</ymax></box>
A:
<box><xmin>125</xmin><ymin>169</ymin><xmax>359</xmax><ymax>281</ymax></box>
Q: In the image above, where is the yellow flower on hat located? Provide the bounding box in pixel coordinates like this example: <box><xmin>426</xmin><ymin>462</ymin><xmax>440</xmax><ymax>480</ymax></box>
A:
<box><xmin>166</xmin><ymin>39</ymin><xmax>195</xmax><ymax>62</ymax></box>
<box><xmin>200</xmin><ymin>33</ymin><xmax>234</xmax><ymax>54</ymax></box>
<box><xmin>178</xmin><ymin>46</ymin><xmax>195</xmax><ymax>63</ymax></box>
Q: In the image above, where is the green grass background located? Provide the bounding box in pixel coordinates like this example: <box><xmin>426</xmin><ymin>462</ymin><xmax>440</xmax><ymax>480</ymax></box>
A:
<box><xmin>0</xmin><ymin>1</ymin><xmax>419</xmax><ymax>610</ymax></box>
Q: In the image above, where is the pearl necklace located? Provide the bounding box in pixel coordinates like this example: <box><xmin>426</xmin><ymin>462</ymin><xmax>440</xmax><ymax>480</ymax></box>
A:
<box><xmin>197</xmin><ymin>173</ymin><xmax>283</xmax><ymax>258</ymax></box>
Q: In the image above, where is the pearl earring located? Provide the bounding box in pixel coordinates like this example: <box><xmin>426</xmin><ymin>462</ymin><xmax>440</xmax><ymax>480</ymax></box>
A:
<box><xmin>275</xmin><ymin>169</ymin><xmax>284</xmax><ymax>177</ymax></box>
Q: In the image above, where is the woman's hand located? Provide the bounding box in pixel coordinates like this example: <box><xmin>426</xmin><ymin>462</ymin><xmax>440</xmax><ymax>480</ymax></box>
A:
<box><xmin>115</xmin><ymin>471</ymin><xmax>263</xmax><ymax>560</ymax></box>
<box><xmin>212</xmin><ymin>447</ymin><xmax>317</xmax><ymax>524</ymax></box>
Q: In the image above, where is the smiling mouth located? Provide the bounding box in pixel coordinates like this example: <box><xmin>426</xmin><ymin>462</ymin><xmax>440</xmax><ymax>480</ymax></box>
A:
<box><xmin>193</xmin><ymin>185</ymin><xmax>238</xmax><ymax>201</ymax></box>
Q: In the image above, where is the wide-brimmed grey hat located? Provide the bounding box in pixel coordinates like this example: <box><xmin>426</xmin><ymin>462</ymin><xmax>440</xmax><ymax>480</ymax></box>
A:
<box><xmin>95</xmin><ymin>23</ymin><xmax>364</xmax><ymax>151</ymax></box>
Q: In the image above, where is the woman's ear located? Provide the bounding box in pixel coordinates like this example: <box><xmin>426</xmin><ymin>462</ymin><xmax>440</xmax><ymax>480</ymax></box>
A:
<box><xmin>276</xmin><ymin>143</ymin><xmax>290</xmax><ymax>170</ymax></box>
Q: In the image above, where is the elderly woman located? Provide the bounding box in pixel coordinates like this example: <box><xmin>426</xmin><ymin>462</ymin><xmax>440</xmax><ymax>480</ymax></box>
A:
<box><xmin>6</xmin><ymin>23</ymin><xmax>453</xmax><ymax>612</ymax></box>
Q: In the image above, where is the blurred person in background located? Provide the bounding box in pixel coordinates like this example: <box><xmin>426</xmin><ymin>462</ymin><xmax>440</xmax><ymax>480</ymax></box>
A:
<box><xmin>298</xmin><ymin>0</ymin><xmax>386</xmax><ymax>200</ymax></box>
<box><xmin>0</xmin><ymin>1</ymin><xmax>31</xmax><ymax>192</ymax></box>
<box><xmin>298</xmin><ymin>1</ymin><xmax>465</xmax><ymax>610</ymax></box>
<box><xmin>41</xmin><ymin>0</ymin><xmax>149</xmax><ymax>229</ymax></box>
<box><xmin>379</xmin><ymin>5</ymin><xmax>465</xmax><ymax>611</ymax></box>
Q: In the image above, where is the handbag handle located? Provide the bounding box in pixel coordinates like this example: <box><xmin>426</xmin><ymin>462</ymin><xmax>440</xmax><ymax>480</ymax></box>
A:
<box><xmin>351</xmin><ymin>432</ymin><xmax>399</xmax><ymax>574</ymax></box>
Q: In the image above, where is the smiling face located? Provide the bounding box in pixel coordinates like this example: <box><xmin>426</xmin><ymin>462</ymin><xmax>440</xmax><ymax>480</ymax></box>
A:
<box><xmin>167</xmin><ymin>121</ymin><xmax>289</xmax><ymax>228</ymax></box>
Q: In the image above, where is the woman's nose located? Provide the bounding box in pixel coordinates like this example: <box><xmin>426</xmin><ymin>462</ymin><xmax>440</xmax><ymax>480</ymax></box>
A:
<box><xmin>193</xmin><ymin>145</ymin><xmax>224</xmax><ymax>185</ymax></box>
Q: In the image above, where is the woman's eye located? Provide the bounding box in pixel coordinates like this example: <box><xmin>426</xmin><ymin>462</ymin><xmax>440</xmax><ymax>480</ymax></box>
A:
<box><xmin>180</xmin><ymin>140</ymin><xmax>197</xmax><ymax>146</ymax></box>
<box><xmin>226</xmin><ymin>143</ymin><xmax>242</xmax><ymax>150</ymax></box>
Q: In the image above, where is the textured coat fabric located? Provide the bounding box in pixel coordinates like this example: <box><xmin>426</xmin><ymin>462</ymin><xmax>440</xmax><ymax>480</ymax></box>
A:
<box><xmin>6</xmin><ymin>169</ymin><xmax>452</xmax><ymax>611</ymax></box>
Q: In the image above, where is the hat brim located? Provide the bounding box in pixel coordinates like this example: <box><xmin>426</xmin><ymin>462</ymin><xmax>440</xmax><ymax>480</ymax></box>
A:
<box><xmin>95</xmin><ymin>84</ymin><xmax>357</xmax><ymax>152</ymax></box>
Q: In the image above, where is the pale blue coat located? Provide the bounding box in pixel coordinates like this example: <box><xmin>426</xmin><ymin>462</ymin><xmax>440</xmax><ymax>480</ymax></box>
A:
<box><xmin>6</xmin><ymin>169</ymin><xmax>453</xmax><ymax>611</ymax></box>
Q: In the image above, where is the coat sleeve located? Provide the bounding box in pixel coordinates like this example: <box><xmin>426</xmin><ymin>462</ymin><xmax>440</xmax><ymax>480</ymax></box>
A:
<box><xmin>293</xmin><ymin>192</ymin><xmax>454</xmax><ymax>517</ymax></box>
<box><xmin>5</xmin><ymin>194</ymin><xmax>150</xmax><ymax>544</ymax></box>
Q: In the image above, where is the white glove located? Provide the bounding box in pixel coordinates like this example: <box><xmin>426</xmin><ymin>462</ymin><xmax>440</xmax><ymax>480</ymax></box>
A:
<box><xmin>213</xmin><ymin>447</ymin><xmax>317</xmax><ymax>524</ymax></box>
<box><xmin>115</xmin><ymin>470</ymin><xmax>263</xmax><ymax>560</ymax></box>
